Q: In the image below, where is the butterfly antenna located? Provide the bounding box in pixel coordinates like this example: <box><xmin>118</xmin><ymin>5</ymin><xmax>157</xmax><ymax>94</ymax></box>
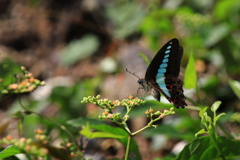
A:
<box><xmin>126</xmin><ymin>68</ymin><xmax>140</xmax><ymax>79</ymax></box>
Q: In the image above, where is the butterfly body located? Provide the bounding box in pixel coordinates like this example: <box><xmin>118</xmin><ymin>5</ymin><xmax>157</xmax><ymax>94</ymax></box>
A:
<box><xmin>138</xmin><ymin>38</ymin><xmax>187</xmax><ymax>108</ymax></box>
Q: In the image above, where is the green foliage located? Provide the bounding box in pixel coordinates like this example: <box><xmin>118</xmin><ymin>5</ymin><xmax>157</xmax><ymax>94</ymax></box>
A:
<box><xmin>80</xmin><ymin>122</ymin><xmax>125</xmax><ymax>139</ymax></box>
<box><xmin>229</xmin><ymin>80</ymin><xmax>240</xmax><ymax>99</ymax></box>
<box><xmin>1</xmin><ymin>1</ymin><xmax>240</xmax><ymax>159</ymax></box>
<box><xmin>68</xmin><ymin>117</ymin><xmax>141</xmax><ymax>159</ymax></box>
<box><xmin>105</xmin><ymin>1</ymin><xmax>146</xmax><ymax>39</ymax></box>
<box><xmin>138</xmin><ymin>52</ymin><xmax>150</xmax><ymax>66</ymax></box>
<box><xmin>184</xmin><ymin>52</ymin><xmax>197</xmax><ymax>90</ymax></box>
<box><xmin>177</xmin><ymin>136</ymin><xmax>240</xmax><ymax>160</ymax></box>
<box><xmin>81</xmin><ymin>95</ymin><xmax>175</xmax><ymax>159</ymax></box>
<box><xmin>177</xmin><ymin>101</ymin><xmax>240</xmax><ymax>159</ymax></box>
<box><xmin>0</xmin><ymin>146</ymin><xmax>21</xmax><ymax>159</ymax></box>
<box><xmin>0</xmin><ymin>130</ymin><xmax>82</xmax><ymax>160</ymax></box>
<box><xmin>60</xmin><ymin>35</ymin><xmax>99</xmax><ymax>66</ymax></box>
<box><xmin>214</xmin><ymin>0</ymin><xmax>240</xmax><ymax>21</ymax></box>
<box><xmin>204</xmin><ymin>24</ymin><xmax>230</xmax><ymax>47</ymax></box>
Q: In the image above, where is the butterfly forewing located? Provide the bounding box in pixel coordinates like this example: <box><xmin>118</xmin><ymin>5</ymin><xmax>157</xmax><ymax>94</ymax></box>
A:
<box><xmin>144</xmin><ymin>38</ymin><xmax>187</xmax><ymax>108</ymax></box>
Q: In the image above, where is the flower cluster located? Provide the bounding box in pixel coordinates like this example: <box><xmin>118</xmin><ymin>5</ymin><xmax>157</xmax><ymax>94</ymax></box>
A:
<box><xmin>60</xmin><ymin>142</ymin><xmax>84</xmax><ymax>158</ymax></box>
<box><xmin>82</xmin><ymin>95</ymin><xmax>144</xmax><ymax>112</ymax></box>
<box><xmin>0</xmin><ymin>130</ymin><xmax>49</xmax><ymax>159</ymax></box>
<box><xmin>1</xmin><ymin>66</ymin><xmax>45</xmax><ymax>94</ymax></box>
<box><xmin>145</xmin><ymin>107</ymin><xmax>175</xmax><ymax>118</ymax></box>
<box><xmin>82</xmin><ymin>95</ymin><xmax>145</xmax><ymax>123</ymax></box>
<box><xmin>0</xmin><ymin>129</ymin><xmax>84</xmax><ymax>160</ymax></box>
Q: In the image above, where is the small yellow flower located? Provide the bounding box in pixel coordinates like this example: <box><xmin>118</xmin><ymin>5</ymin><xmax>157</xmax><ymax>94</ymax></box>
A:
<box><xmin>6</xmin><ymin>135</ymin><xmax>12</xmax><ymax>140</ymax></box>
<box><xmin>107</xmin><ymin>114</ymin><xmax>113</xmax><ymax>118</ymax></box>
<box><xmin>20</xmin><ymin>137</ymin><xmax>26</xmax><ymax>142</ymax></box>
<box><xmin>29</xmin><ymin>78</ymin><xmax>35</xmax><ymax>82</ymax></box>
<box><xmin>27</xmin><ymin>73</ymin><xmax>33</xmax><ymax>77</ymax></box>
<box><xmin>21</xmin><ymin>66</ymin><xmax>26</xmax><ymax>71</ymax></box>
<box><xmin>25</xmin><ymin>145</ymin><xmax>31</xmax><ymax>151</ymax></box>
<box><xmin>103</xmin><ymin>111</ymin><xmax>109</xmax><ymax>115</ymax></box>
<box><xmin>21</xmin><ymin>81</ymin><xmax>27</xmax><ymax>86</ymax></box>
<box><xmin>66</xmin><ymin>142</ymin><xmax>72</xmax><ymax>147</ymax></box>
<box><xmin>149</xmin><ymin>109</ymin><xmax>154</xmax><ymax>112</ymax></box>
<box><xmin>9</xmin><ymin>84</ymin><xmax>18</xmax><ymax>90</ymax></box>
<box><xmin>35</xmin><ymin>129</ymin><xmax>43</xmax><ymax>134</ymax></box>
<box><xmin>159</xmin><ymin>114</ymin><xmax>165</xmax><ymax>118</ymax></box>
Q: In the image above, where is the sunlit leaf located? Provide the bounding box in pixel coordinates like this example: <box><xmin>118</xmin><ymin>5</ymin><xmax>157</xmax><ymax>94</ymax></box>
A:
<box><xmin>80</xmin><ymin>122</ymin><xmax>124</xmax><ymax>139</ymax></box>
<box><xmin>214</xmin><ymin>113</ymin><xmax>226</xmax><ymax>123</ymax></box>
<box><xmin>195</xmin><ymin>129</ymin><xmax>208</xmax><ymax>137</ymax></box>
<box><xmin>211</xmin><ymin>101</ymin><xmax>221</xmax><ymax>112</ymax></box>
<box><xmin>199</xmin><ymin>107</ymin><xmax>208</xmax><ymax>118</ymax></box>
<box><xmin>138</xmin><ymin>52</ymin><xmax>150</xmax><ymax>65</ymax></box>
<box><xmin>204</xmin><ymin>24</ymin><xmax>230</xmax><ymax>47</ymax></box>
<box><xmin>0</xmin><ymin>145</ymin><xmax>21</xmax><ymax>159</ymax></box>
<box><xmin>229</xmin><ymin>80</ymin><xmax>240</xmax><ymax>99</ymax></box>
<box><xmin>177</xmin><ymin>136</ymin><xmax>240</xmax><ymax>160</ymax></box>
<box><xmin>68</xmin><ymin>117</ymin><xmax>141</xmax><ymax>159</ymax></box>
<box><xmin>230</xmin><ymin>112</ymin><xmax>240</xmax><ymax>123</ymax></box>
<box><xmin>106</xmin><ymin>2</ymin><xmax>146</xmax><ymax>39</ymax></box>
<box><xmin>184</xmin><ymin>52</ymin><xmax>197</xmax><ymax>90</ymax></box>
<box><xmin>214</xmin><ymin>0</ymin><xmax>240</xmax><ymax>21</ymax></box>
<box><xmin>60</xmin><ymin>35</ymin><xmax>99</xmax><ymax>66</ymax></box>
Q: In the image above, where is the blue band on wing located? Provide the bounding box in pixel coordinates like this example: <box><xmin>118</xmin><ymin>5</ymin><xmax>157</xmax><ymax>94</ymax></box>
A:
<box><xmin>164</xmin><ymin>54</ymin><xmax>169</xmax><ymax>58</ymax></box>
<box><xmin>154</xmin><ymin>44</ymin><xmax>173</xmax><ymax>98</ymax></box>
<box><xmin>163</xmin><ymin>59</ymin><xmax>169</xmax><ymax>63</ymax></box>
<box><xmin>158</xmin><ymin>68</ymin><xmax>166</xmax><ymax>73</ymax></box>
<box><xmin>160</xmin><ymin>63</ymin><xmax>168</xmax><ymax>68</ymax></box>
<box><xmin>158</xmin><ymin>83</ymin><xmax>171</xmax><ymax>97</ymax></box>
<box><xmin>156</xmin><ymin>76</ymin><xmax>164</xmax><ymax>83</ymax></box>
<box><xmin>165</xmin><ymin>50</ymin><xmax>170</xmax><ymax>54</ymax></box>
<box><xmin>157</xmin><ymin>73</ymin><xmax>164</xmax><ymax>76</ymax></box>
<box><xmin>156</xmin><ymin>67</ymin><xmax>171</xmax><ymax>97</ymax></box>
<box><xmin>151</xmin><ymin>43</ymin><xmax>174</xmax><ymax>98</ymax></box>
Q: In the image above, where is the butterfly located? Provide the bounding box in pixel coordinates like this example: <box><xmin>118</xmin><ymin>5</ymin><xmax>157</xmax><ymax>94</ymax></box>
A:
<box><xmin>128</xmin><ymin>38</ymin><xmax>187</xmax><ymax>108</ymax></box>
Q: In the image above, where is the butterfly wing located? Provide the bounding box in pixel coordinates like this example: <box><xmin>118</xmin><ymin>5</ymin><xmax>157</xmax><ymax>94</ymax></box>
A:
<box><xmin>145</xmin><ymin>38</ymin><xmax>187</xmax><ymax>108</ymax></box>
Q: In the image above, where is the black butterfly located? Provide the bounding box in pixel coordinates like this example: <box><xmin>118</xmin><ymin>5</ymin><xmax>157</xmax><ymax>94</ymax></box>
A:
<box><xmin>130</xmin><ymin>38</ymin><xmax>187</xmax><ymax>108</ymax></box>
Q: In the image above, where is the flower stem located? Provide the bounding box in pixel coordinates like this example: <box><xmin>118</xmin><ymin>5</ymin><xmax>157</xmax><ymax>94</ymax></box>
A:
<box><xmin>125</xmin><ymin>135</ymin><xmax>132</xmax><ymax>160</ymax></box>
<box><xmin>132</xmin><ymin>118</ymin><xmax>159</xmax><ymax>136</ymax></box>
<box><xmin>18</xmin><ymin>96</ymin><xmax>81</xmax><ymax>152</ymax></box>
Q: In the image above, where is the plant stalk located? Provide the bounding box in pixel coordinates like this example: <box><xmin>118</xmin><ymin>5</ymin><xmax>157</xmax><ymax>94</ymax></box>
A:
<box><xmin>125</xmin><ymin>135</ymin><xmax>132</xmax><ymax>160</ymax></box>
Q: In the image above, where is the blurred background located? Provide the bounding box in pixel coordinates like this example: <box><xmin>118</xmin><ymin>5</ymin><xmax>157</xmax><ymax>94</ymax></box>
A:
<box><xmin>0</xmin><ymin>0</ymin><xmax>240</xmax><ymax>159</ymax></box>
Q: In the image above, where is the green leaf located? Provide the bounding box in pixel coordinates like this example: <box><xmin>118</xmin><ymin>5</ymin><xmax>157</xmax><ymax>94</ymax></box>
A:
<box><xmin>106</xmin><ymin>2</ymin><xmax>145</xmax><ymax>39</ymax></box>
<box><xmin>68</xmin><ymin>117</ymin><xmax>141</xmax><ymax>159</ymax></box>
<box><xmin>60</xmin><ymin>35</ymin><xmax>99</xmax><ymax>66</ymax></box>
<box><xmin>214</xmin><ymin>113</ymin><xmax>226</xmax><ymax>123</ymax></box>
<box><xmin>204</xmin><ymin>24</ymin><xmax>230</xmax><ymax>47</ymax></box>
<box><xmin>0</xmin><ymin>145</ymin><xmax>21</xmax><ymax>159</ymax></box>
<box><xmin>67</xmin><ymin>117</ymin><xmax>106</xmax><ymax>127</ymax></box>
<box><xmin>199</xmin><ymin>107</ymin><xmax>208</xmax><ymax>118</ymax></box>
<box><xmin>229</xmin><ymin>80</ymin><xmax>240</xmax><ymax>99</ymax></box>
<box><xmin>195</xmin><ymin>129</ymin><xmax>208</xmax><ymax>137</ymax></box>
<box><xmin>143</xmin><ymin>125</ymin><xmax>185</xmax><ymax>139</ymax></box>
<box><xmin>211</xmin><ymin>101</ymin><xmax>222</xmax><ymax>112</ymax></box>
<box><xmin>80</xmin><ymin>122</ymin><xmax>125</xmax><ymax>139</ymax></box>
<box><xmin>184</xmin><ymin>52</ymin><xmax>197</xmax><ymax>90</ymax></box>
<box><xmin>214</xmin><ymin>0</ymin><xmax>240</xmax><ymax>21</ymax></box>
<box><xmin>138</xmin><ymin>52</ymin><xmax>150</xmax><ymax>65</ymax></box>
<box><xmin>204</xmin><ymin>113</ymin><xmax>212</xmax><ymax>124</ymax></box>
<box><xmin>177</xmin><ymin>136</ymin><xmax>240</xmax><ymax>160</ymax></box>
